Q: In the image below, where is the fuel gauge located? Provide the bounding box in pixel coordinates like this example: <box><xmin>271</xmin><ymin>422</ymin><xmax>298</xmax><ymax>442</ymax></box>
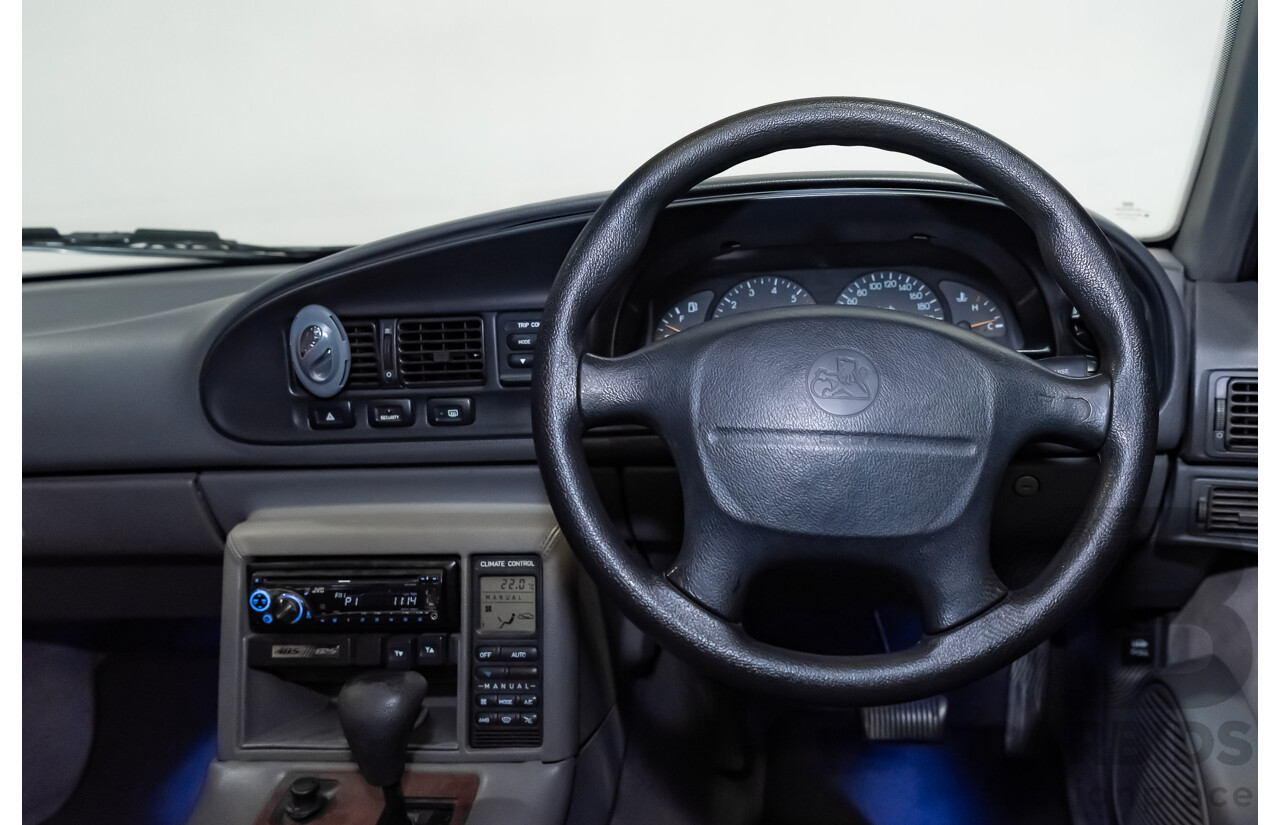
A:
<box><xmin>654</xmin><ymin>290</ymin><xmax>715</xmax><ymax>341</ymax></box>
<box><xmin>938</xmin><ymin>280</ymin><xmax>1007</xmax><ymax>338</ymax></box>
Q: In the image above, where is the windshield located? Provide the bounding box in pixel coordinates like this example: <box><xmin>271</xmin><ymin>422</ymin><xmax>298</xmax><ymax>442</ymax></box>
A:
<box><xmin>23</xmin><ymin>0</ymin><xmax>1238</xmax><ymax>274</ymax></box>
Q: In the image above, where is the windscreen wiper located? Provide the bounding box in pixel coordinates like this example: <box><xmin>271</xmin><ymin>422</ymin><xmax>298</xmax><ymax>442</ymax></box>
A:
<box><xmin>22</xmin><ymin>227</ymin><xmax>347</xmax><ymax>264</ymax></box>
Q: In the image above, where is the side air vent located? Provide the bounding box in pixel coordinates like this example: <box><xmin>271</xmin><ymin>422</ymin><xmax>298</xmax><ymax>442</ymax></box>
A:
<box><xmin>343</xmin><ymin>320</ymin><xmax>381</xmax><ymax>388</ymax></box>
<box><xmin>1224</xmin><ymin>377</ymin><xmax>1258</xmax><ymax>453</ymax></box>
<box><xmin>1199</xmin><ymin>484</ymin><xmax>1258</xmax><ymax>539</ymax></box>
<box><xmin>397</xmin><ymin>317</ymin><xmax>485</xmax><ymax>386</ymax></box>
<box><xmin>1209</xmin><ymin>372</ymin><xmax>1257</xmax><ymax>456</ymax></box>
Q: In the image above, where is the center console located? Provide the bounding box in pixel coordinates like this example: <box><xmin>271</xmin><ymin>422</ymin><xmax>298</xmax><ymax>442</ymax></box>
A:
<box><xmin>238</xmin><ymin>554</ymin><xmax>547</xmax><ymax>752</ymax></box>
<box><xmin>187</xmin><ymin>483</ymin><xmax>617</xmax><ymax>825</ymax></box>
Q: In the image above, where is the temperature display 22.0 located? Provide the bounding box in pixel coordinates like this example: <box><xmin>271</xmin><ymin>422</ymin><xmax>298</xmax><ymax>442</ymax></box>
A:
<box><xmin>479</xmin><ymin>575</ymin><xmax>537</xmax><ymax>633</ymax></box>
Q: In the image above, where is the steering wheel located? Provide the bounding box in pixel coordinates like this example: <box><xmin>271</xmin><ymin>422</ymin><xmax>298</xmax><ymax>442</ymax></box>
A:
<box><xmin>533</xmin><ymin>98</ymin><xmax>1156</xmax><ymax>705</ymax></box>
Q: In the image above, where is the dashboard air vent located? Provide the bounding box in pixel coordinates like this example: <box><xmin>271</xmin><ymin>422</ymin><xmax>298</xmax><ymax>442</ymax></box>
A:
<box><xmin>343</xmin><ymin>320</ymin><xmax>381</xmax><ymax>388</ymax></box>
<box><xmin>1224</xmin><ymin>377</ymin><xmax>1258</xmax><ymax>453</ymax></box>
<box><xmin>1200</xmin><ymin>484</ymin><xmax>1258</xmax><ymax>539</ymax></box>
<box><xmin>397</xmin><ymin>317</ymin><xmax>484</xmax><ymax>386</ymax></box>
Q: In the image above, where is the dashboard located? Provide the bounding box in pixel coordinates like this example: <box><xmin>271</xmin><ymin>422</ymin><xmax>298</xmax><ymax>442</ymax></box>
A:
<box><xmin>22</xmin><ymin>173</ymin><xmax>1257</xmax><ymax>825</ymax></box>
<box><xmin>23</xmin><ymin>173</ymin><xmax>1217</xmax><ymax>575</ymax></box>
<box><xmin>27</xmin><ymin>175</ymin><xmax>1174</xmax><ymax>470</ymax></box>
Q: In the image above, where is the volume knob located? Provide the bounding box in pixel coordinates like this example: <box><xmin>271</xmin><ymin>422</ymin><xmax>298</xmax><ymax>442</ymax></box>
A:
<box><xmin>272</xmin><ymin>591</ymin><xmax>307</xmax><ymax>625</ymax></box>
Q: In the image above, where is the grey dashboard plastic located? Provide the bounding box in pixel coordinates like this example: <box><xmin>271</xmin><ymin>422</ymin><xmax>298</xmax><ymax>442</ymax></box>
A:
<box><xmin>23</xmin><ymin>174</ymin><xmax>1189</xmax><ymax>474</ymax></box>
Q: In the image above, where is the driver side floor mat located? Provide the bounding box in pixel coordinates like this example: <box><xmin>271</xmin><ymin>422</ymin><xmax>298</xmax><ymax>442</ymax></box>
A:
<box><xmin>32</xmin><ymin>620</ymin><xmax>220</xmax><ymax>825</ymax></box>
<box><xmin>763</xmin><ymin>713</ymin><xmax>1070</xmax><ymax>825</ymax></box>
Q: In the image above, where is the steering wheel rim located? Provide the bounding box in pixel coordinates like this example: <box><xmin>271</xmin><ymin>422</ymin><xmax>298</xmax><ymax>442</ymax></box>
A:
<box><xmin>533</xmin><ymin>97</ymin><xmax>1156</xmax><ymax>705</ymax></box>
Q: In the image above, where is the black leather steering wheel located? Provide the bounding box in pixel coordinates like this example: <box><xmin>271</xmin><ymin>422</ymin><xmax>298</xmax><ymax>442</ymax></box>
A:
<box><xmin>533</xmin><ymin>98</ymin><xmax>1156</xmax><ymax>705</ymax></box>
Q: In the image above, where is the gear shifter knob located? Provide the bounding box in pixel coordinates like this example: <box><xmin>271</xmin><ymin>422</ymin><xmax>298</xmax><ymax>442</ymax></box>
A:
<box><xmin>338</xmin><ymin>671</ymin><xmax>427</xmax><ymax>788</ymax></box>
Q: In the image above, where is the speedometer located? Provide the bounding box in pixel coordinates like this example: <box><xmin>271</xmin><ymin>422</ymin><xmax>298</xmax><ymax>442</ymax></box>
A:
<box><xmin>835</xmin><ymin>271</ymin><xmax>944</xmax><ymax>320</ymax></box>
<box><xmin>713</xmin><ymin>276</ymin><xmax>815</xmax><ymax>318</ymax></box>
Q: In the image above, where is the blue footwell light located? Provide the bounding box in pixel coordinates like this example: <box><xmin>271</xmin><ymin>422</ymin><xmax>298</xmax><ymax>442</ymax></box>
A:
<box><xmin>837</xmin><ymin>744</ymin><xmax>989</xmax><ymax>825</ymax></box>
<box><xmin>153</xmin><ymin>731</ymin><xmax>217</xmax><ymax>825</ymax></box>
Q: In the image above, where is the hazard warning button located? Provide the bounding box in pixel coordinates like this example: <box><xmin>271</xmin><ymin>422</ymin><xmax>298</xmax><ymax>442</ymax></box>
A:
<box><xmin>308</xmin><ymin>401</ymin><xmax>355</xmax><ymax>430</ymax></box>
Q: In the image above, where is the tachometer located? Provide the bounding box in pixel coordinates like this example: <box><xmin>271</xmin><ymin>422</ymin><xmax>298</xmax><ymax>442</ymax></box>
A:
<box><xmin>654</xmin><ymin>290</ymin><xmax>715</xmax><ymax>340</ymax></box>
<box><xmin>713</xmin><ymin>276</ymin><xmax>815</xmax><ymax>318</ymax></box>
<box><xmin>835</xmin><ymin>271</ymin><xmax>944</xmax><ymax>320</ymax></box>
<box><xmin>938</xmin><ymin>280</ymin><xmax>1007</xmax><ymax>338</ymax></box>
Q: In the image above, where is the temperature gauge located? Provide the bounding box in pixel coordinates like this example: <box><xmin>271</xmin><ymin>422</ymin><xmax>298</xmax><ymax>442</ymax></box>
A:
<box><xmin>938</xmin><ymin>280</ymin><xmax>1007</xmax><ymax>338</ymax></box>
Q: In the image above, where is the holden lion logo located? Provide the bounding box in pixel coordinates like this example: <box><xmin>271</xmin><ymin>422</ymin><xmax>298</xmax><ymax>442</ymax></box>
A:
<box><xmin>807</xmin><ymin>349</ymin><xmax>880</xmax><ymax>415</ymax></box>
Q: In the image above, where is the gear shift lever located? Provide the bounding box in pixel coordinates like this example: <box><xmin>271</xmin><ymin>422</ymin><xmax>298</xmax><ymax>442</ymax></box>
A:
<box><xmin>338</xmin><ymin>671</ymin><xmax>428</xmax><ymax>825</ymax></box>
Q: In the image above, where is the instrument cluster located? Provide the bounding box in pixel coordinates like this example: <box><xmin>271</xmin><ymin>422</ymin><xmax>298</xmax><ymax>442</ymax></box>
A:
<box><xmin>652</xmin><ymin>268</ymin><xmax>1020</xmax><ymax>348</ymax></box>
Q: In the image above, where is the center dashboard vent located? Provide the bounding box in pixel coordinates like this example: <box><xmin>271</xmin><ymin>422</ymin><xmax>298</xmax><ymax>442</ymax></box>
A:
<box><xmin>397</xmin><ymin>316</ymin><xmax>485</xmax><ymax>386</ymax></box>
<box><xmin>343</xmin><ymin>320</ymin><xmax>382</xmax><ymax>388</ymax></box>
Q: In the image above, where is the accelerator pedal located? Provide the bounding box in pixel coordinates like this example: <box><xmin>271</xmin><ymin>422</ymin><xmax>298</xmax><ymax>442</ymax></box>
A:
<box><xmin>861</xmin><ymin>695</ymin><xmax>948</xmax><ymax>742</ymax></box>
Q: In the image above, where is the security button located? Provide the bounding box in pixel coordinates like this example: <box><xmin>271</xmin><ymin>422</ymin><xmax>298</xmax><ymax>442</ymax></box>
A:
<box><xmin>368</xmin><ymin>399</ymin><xmax>413</xmax><ymax>427</ymax></box>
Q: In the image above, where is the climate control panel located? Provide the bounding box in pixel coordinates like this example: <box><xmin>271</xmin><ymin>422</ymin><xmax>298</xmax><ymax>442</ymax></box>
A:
<box><xmin>469</xmin><ymin>556</ymin><xmax>543</xmax><ymax>748</ymax></box>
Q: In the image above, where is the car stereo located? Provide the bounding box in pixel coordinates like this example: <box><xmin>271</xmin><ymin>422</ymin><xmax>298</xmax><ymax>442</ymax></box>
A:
<box><xmin>246</xmin><ymin>561</ymin><xmax>460</xmax><ymax>633</ymax></box>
